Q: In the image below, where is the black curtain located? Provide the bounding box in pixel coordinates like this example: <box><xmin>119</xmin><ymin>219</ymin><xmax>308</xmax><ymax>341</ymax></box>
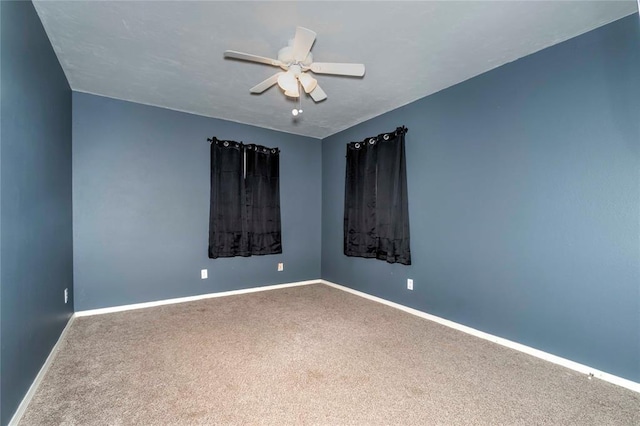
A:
<box><xmin>245</xmin><ymin>144</ymin><xmax>282</xmax><ymax>255</ymax></box>
<box><xmin>208</xmin><ymin>138</ymin><xmax>281</xmax><ymax>258</ymax></box>
<box><xmin>344</xmin><ymin>126</ymin><xmax>411</xmax><ymax>265</ymax></box>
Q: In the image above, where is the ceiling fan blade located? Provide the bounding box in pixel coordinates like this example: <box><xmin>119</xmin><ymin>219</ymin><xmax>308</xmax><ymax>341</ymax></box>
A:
<box><xmin>292</xmin><ymin>27</ymin><xmax>316</xmax><ymax>62</ymax></box>
<box><xmin>224</xmin><ymin>50</ymin><xmax>283</xmax><ymax>67</ymax></box>
<box><xmin>309</xmin><ymin>62</ymin><xmax>365</xmax><ymax>77</ymax></box>
<box><xmin>309</xmin><ymin>84</ymin><xmax>327</xmax><ymax>102</ymax></box>
<box><xmin>250</xmin><ymin>72</ymin><xmax>284</xmax><ymax>94</ymax></box>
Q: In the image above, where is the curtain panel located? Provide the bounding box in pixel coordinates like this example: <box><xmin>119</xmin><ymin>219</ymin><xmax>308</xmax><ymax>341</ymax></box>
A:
<box><xmin>344</xmin><ymin>126</ymin><xmax>411</xmax><ymax>265</ymax></box>
<box><xmin>208</xmin><ymin>138</ymin><xmax>282</xmax><ymax>258</ymax></box>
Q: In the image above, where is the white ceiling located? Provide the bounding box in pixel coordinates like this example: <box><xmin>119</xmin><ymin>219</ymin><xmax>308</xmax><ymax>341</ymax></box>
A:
<box><xmin>33</xmin><ymin>1</ymin><xmax>638</xmax><ymax>139</ymax></box>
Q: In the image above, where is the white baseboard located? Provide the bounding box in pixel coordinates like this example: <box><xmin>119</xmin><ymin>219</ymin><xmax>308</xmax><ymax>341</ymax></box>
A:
<box><xmin>8</xmin><ymin>314</ymin><xmax>76</xmax><ymax>426</ymax></box>
<box><xmin>75</xmin><ymin>279</ymin><xmax>321</xmax><ymax>317</ymax></box>
<box><xmin>320</xmin><ymin>279</ymin><xmax>640</xmax><ymax>394</ymax></box>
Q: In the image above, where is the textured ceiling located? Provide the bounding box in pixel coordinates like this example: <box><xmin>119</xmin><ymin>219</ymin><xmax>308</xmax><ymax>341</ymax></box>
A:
<box><xmin>33</xmin><ymin>1</ymin><xmax>638</xmax><ymax>139</ymax></box>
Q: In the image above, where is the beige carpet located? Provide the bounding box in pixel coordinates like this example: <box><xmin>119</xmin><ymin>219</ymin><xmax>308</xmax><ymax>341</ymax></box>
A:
<box><xmin>19</xmin><ymin>284</ymin><xmax>639</xmax><ymax>425</ymax></box>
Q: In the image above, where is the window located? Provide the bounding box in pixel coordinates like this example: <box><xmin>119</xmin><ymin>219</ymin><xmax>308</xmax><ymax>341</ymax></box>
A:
<box><xmin>208</xmin><ymin>138</ymin><xmax>282</xmax><ymax>258</ymax></box>
<box><xmin>344</xmin><ymin>126</ymin><xmax>411</xmax><ymax>265</ymax></box>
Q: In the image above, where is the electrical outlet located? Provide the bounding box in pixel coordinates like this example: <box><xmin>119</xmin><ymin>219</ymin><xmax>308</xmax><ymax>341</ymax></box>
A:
<box><xmin>64</xmin><ymin>288</ymin><xmax>68</xmax><ymax>304</ymax></box>
<box><xmin>201</xmin><ymin>269</ymin><xmax>208</xmax><ymax>279</ymax></box>
<box><xmin>278</xmin><ymin>263</ymin><xmax>284</xmax><ymax>272</ymax></box>
<box><xmin>407</xmin><ymin>279</ymin><xmax>413</xmax><ymax>290</ymax></box>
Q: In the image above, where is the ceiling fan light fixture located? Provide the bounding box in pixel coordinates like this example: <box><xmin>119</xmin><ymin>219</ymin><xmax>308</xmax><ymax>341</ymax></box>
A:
<box><xmin>284</xmin><ymin>87</ymin><xmax>300</xmax><ymax>98</ymax></box>
<box><xmin>298</xmin><ymin>72</ymin><xmax>317</xmax><ymax>93</ymax></box>
<box><xmin>277</xmin><ymin>72</ymin><xmax>298</xmax><ymax>96</ymax></box>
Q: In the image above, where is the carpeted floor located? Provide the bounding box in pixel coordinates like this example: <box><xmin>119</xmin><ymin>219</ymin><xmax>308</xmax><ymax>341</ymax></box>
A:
<box><xmin>19</xmin><ymin>284</ymin><xmax>639</xmax><ymax>425</ymax></box>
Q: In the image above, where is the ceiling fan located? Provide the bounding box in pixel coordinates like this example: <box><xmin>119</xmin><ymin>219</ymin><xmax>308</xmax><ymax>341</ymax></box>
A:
<box><xmin>224</xmin><ymin>27</ymin><xmax>365</xmax><ymax>103</ymax></box>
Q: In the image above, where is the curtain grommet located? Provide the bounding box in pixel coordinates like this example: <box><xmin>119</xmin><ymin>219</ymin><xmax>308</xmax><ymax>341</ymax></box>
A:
<box><xmin>369</xmin><ymin>138</ymin><xmax>376</xmax><ymax>145</ymax></box>
<box><xmin>383</xmin><ymin>134</ymin><xmax>390</xmax><ymax>141</ymax></box>
<box><xmin>355</xmin><ymin>143</ymin><xmax>361</xmax><ymax>149</ymax></box>
<box><xmin>223</xmin><ymin>141</ymin><xmax>229</xmax><ymax>147</ymax></box>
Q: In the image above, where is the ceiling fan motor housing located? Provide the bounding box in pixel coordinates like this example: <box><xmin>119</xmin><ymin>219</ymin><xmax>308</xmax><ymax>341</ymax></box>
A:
<box><xmin>278</xmin><ymin>46</ymin><xmax>313</xmax><ymax>68</ymax></box>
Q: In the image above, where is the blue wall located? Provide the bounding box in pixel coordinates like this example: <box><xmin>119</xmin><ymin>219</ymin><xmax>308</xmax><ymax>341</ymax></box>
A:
<box><xmin>0</xmin><ymin>1</ymin><xmax>74</xmax><ymax>424</ymax></box>
<box><xmin>321</xmin><ymin>15</ymin><xmax>640</xmax><ymax>382</ymax></box>
<box><xmin>72</xmin><ymin>93</ymin><xmax>322</xmax><ymax>311</ymax></box>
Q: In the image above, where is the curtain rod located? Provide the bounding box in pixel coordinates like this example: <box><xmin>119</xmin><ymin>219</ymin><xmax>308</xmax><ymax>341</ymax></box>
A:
<box><xmin>364</xmin><ymin>126</ymin><xmax>408</xmax><ymax>144</ymax></box>
<box><xmin>208</xmin><ymin>137</ymin><xmax>239</xmax><ymax>145</ymax></box>
<box><xmin>207</xmin><ymin>137</ymin><xmax>280</xmax><ymax>153</ymax></box>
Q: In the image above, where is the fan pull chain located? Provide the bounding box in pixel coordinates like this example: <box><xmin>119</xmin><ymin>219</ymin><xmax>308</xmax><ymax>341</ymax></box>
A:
<box><xmin>292</xmin><ymin>80</ymin><xmax>303</xmax><ymax>117</ymax></box>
